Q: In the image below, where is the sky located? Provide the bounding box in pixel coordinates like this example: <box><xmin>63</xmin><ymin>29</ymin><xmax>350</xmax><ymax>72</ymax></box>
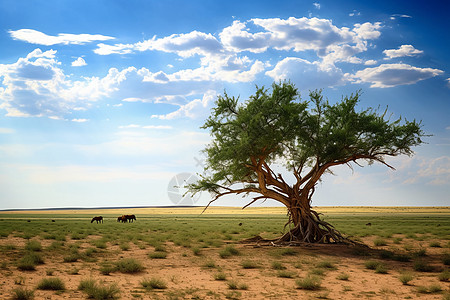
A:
<box><xmin>0</xmin><ymin>0</ymin><xmax>449</xmax><ymax>210</ymax></box>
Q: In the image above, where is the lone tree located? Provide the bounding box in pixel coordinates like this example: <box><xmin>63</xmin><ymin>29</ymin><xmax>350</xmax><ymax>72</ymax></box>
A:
<box><xmin>189</xmin><ymin>82</ymin><xmax>425</xmax><ymax>243</ymax></box>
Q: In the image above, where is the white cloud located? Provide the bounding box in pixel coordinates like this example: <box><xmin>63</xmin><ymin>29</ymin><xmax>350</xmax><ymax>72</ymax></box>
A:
<box><xmin>152</xmin><ymin>90</ymin><xmax>217</xmax><ymax>120</ymax></box>
<box><xmin>0</xmin><ymin>127</ymin><xmax>15</xmax><ymax>134</ymax></box>
<box><xmin>352</xmin><ymin>63</ymin><xmax>444</xmax><ymax>88</ymax></box>
<box><xmin>9</xmin><ymin>29</ymin><xmax>114</xmax><ymax>45</ymax></box>
<box><xmin>383</xmin><ymin>45</ymin><xmax>423</xmax><ymax>59</ymax></box>
<box><xmin>71</xmin><ymin>57</ymin><xmax>87</xmax><ymax>67</ymax></box>
<box><xmin>266</xmin><ymin>57</ymin><xmax>345</xmax><ymax>90</ymax></box>
<box><xmin>95</xmin><ymin>31</ymin><xmax>222</xmax><ymax>57</ymax></box>
<box><xmin>118</xmin><ymin>124</ymin><xmax>172</xmax><ymax>130</ymax></box>
<box><xmin>447</xmin><ymin>78</ymin><xmax>450</xmax><ymax>88</ymax></box>
<box><xmin>390</xmin><ymin>14</ymin><xmax>412</xmax><ymax>20</ymax></box>
<box><xmin>313</xmin><ymin>2</ymin><xmax>321</xmax><ymax>9</ymax></box>
<box><xmin>352</xmin><ymin>22</ymin><xmax>382</xmax><ymax>40</ymax></box>
<box><xmin>71</xmin><ymin>118</ymin><xmax>88</xmax><ymax>123</ymax></box>
<box><xmin>220</xmin><ymin>20</ymin><xmax>271</xmax><ymax>53</ymax></box>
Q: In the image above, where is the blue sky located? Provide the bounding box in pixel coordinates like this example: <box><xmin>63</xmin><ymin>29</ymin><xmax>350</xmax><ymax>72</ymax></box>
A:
<box><xmin>0</xmin><ymin>0</ymin><xmax>449</xmax><ymax>209</ymax></box>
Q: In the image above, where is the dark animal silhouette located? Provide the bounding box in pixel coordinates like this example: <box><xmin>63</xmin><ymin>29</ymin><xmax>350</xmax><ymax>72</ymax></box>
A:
<box><xmin>117</xmin><ymin>216</ymin><xmax>127</xmax><ymax>223</ymax></box>
<box><xmin>366</xmin><ymin>222</ymin><xmax>372</xmax><ymax>226</ymax></box>
<box><xmin>124</xmin><ymin>214</ymin><xmax>136</xmax><ymax>222</ymax></box>
<box><xmin>91</xmin><ymin>216</ymin><xmax>103</xmax><ymax>224</ymax></box>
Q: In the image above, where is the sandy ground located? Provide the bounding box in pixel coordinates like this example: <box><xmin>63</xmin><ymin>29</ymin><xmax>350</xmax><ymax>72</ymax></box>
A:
<box><xmin>1</xmin><ymin>233</ymin><xmax>449</xmax><ymax>300</ymax></box>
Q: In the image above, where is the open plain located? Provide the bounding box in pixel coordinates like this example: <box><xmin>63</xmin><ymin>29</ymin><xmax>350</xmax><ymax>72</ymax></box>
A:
<box><xmin>0</xmin><ymin>206</ymin><xmax>449</xmax><ymax>299</ymax></box>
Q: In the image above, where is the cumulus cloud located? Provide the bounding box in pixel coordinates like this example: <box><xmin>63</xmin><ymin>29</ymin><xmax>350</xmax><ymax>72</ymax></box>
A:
<box><xmin>9</xmin><ymin>29</ymin><xmax>114</xmax><ymax>45</ymax></box>
<box><xmin>352</xmin><ymin>63</ymin><xmax>444</xmax><ymax>88</ymax></box>
<box><xmin>71</xmin><ymin>118</ymin><xmax>88</xmax><ymax>122</ymax></box>
<box><xmin>266</xmin><ymin>57</ymin><xmax>345</xmax><ymax>90</ymax></box>
<box><xmin>151</xmin><ymin>90</ymin><xmax>217</xmax><ymax>120</ymax></box>
<box><xmin>447</xmin><ymin>78</ymin><xmax>450</xmax><ymax>88</ymax></box>
<box><xmin>71</xmin><ymin>57</ymin><xmax>87</xmax><ymax>67</ymax></box>
<box><xmin>95</xmin><ymin>31</ymin><xmax>222</xmax><ymax>57</ymax></box>
<box><xmin>383</xmin><ymin>45</ymin><xmax>423</xmax><ymax>59</ymax></box>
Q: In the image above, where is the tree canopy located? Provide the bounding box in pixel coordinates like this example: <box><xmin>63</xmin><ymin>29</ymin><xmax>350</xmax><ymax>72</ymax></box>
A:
<box><xmin>190</xmin><ymin>82</ymin><xmax>425</xmax><ymax>243</ymax></box>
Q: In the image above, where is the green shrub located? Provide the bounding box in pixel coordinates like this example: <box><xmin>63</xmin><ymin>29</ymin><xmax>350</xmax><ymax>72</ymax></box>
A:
<box><xmin>295</xmin><ymin>275</ymin><xmax>322</xmax><ymax>290</ymax></box>
<box><xmin>148</xmin><ymin>251</ymin><xmax>167</xmax><ymax>259</ymax></box>
<box><xmin>37</xmin><ymin>277</ymin><xmax>65</xmax><ymax>290</ymax></box>
<box><xmin>25</xmin><ymin>240</ymin><xmax>42</xmax><ymax>252</ymax></box>
<box><xmin>141</xmin><ymin>277</ymin><xmax>167</xmax><ymax>290</ymax></box>
<box><xmin>219</xmin><ymin>245</ymin><xmax>240</xmax><ymax>258</ymax></box>
<box><xmin>17</xmin><ymin>253</ymin><xmax>44</xmax><ymax>271</ymax></box>
<box><xmin>438</xmin><ymin>270</ymin><xmax>449</xmax><ymax>282</ymax></box>
<box><xmin>12</xmin><ymin>287</ymin><xmax>34</xmax><ymax>300</ymax></box>
<box><xmin>277</xmin><ymin>270</ymin><xmax>296</xmax><ymax>278</ymax></box>
<box><xmin>375</xmin><ymin>264</ymin><xmax>388</xmax><ymax>274</ymax></box>
<box><xmin>316</xmin><ymin>260</ymin><xmax>336</xmax><ymax>269</ymax></box>
<box><xmin>114</xmin><ymin>258</ymin><xmax>144</xmax><ymax>273</ymax></box>
<box><xmin>63</xmin><ymin>254</ymin><xmax>79</xmax><ymax>263</ymax></box>
<box><xmin>373</xmin><ymin>238</ymin><xmax>387</xmax><ymax>246</ymax></box>
<box><xmin>99</xmin><ymin>264</ymin><xmax>115</xmax><ymax>275</ymax></box>
<box><xmin>429</xmin><ymin>241</ymin><xmax>441</xmax><ymax>248</ymax></box>
<box><xmin>79</xmin><ymin>278</ymin><xmax>120</xmax><ymax>299</ymax></box>
<box><xmin>364</xmin><ymin>260</ymin><xmax>380</xmax><ymax>270</ymax></box>
<box><xmin>413</xmin><ymin>260</ymin><xmax>434</xmax><ymax>272</ymax></box>
<box><xmin>271</xmin><ymin>261</ymin><xmax>285</xmax><ymax>270</ymax></box>
<box><xmin>443</xmin><ymin>254</ymin><xmax>450</xmax><ymax>265</ymax></box>
<box><xmin>227</xmin><ymin>280</ymin><xmax>247</xmax><ymax>290</ymax></box>
<box><xmin>398</xmin><ymin>272</ymin><xmax>414</xmax><ymax>285</ymax></box>
<box><xmin>240</xmin><ymin>260</ymin><xmax>258</xmax><ymax>269</ymax></box>
<box><xmin>214</xmin><ymin>272</ymin><xmax>227</xmax><ymax>281</ymax></box>
<box><xmin>336</xmin><ymin>273</ymin><xmax>349</xmax><ymax>281</ymax></box>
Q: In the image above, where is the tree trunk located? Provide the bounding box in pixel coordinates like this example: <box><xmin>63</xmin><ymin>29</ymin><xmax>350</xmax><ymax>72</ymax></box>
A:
<box><xmin>277</xmin><ymin>203</ymin><xmax>347</xmax><ymax>244</ymax></box>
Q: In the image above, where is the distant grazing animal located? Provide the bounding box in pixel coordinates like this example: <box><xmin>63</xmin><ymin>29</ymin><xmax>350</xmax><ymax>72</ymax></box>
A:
<box><xmin>117</xmin><ymin>216</ymin><xmax>127</xmax><ymax>223</ymax></box>
<box><xmin>366</xmin><ymin>222</ymin><xmax>372</xmax><ymax>226</ymax></box>
<box><xmin>123</xmin><ymin>214</ymin><xmax>136</xmax><ymax>223</ymax></box>
<box><xmin>238</xmin><ymin>223</ymin><xmax>243</xmax><ymax>226</ymax></box>
<box><xmin>91</xmin><ymin>216</ymin><xmax>103</xmax><ymax>224</ymax></box>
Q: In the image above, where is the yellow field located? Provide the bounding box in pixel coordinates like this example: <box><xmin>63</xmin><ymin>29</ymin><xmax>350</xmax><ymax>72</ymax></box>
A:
<box><xmin>1</xmin><ymin>206</ymin><xmax>449</xmax><ymax>215</ymax></box>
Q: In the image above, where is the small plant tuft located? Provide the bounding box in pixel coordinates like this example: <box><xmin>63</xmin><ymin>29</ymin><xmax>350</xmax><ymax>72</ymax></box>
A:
<box><xmin>12</xmin><ymin>287</ymin><xmax>34</xmax><ymax>300</ymax></box>
<box><xmin>398</xmin><ymin>272</ymin><xmax>414</xmax><ymax>285</ymax></box>
<box><xmin>114</xmin><ymin>258</ymin><xmax>144</xmax><ymax>273</ymax></box>
<box><xmin>140</xmin><ymin>277</ymin><xmax>167</xmax><ymax>290</ymax></box>
<box><xmin>37</xmin><ymin>277</ymin><xmax>65</xmax><ymax>290</ymax></box>
<box><xmin>296</xmin><ymin>275</ymin><xmax>322</xmax><ymax>290</ymax></box>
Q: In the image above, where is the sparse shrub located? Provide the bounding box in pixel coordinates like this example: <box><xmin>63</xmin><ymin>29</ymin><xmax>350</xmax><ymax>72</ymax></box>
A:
<box><xmin>140</xmin><ymin>277</ymin><xmax>167</xmax><ymax>289</ymax></box>
<box><xmin>336</xmin><ymin>273</ymin><xmax>349</xmax><ymax>281</ymax></box>
<box><xmin>316</xmin><ymin>260</ymin><xmax>336</xmax><ymax>269</ymax></box>
<box><xmin>219</xmin><ymin>245</ymin><xmax>240</xmax><ymax>258</ymax></box>
<box><xmin>79</xmin><ymin>278</ymin><xmax>120</xmax><ymax>299</ymax></box>
<box><xmin>309</xmin><ymin>268</ymin><xmax>325</xmax><ymax>276</ymax></box>
<box><xmin>429</xmin><ymin>241</ymin><xmax>441</xmax><ymax>248</ymax></box>
<box><xmin>364</xmin><ymin>260</ymin><xmax>380</xmax><ymax>270</ymax></box>
<box><xmin>17</xmin><ymin>253</ymin><xmax>44</xmax><ymax>271</ymax></box>
<box><xmin>227</xmin><ymin>280</ymin><xmax>247</xmax><ymax>290</ymax></box>
<box><xmin>398</xmin><ymin>272</ymin><xmax>414</xmax><ymax>285</ymax></box>
<box><xmin>271</xmin><ymin>261</ymin><xmax>286</xmax><ymax>270</ymax></box>
<box><xmin>192</xmin><ymin>246</ymin><xmax>201</xmax><ymax>256</ymax></box>
<box><xmin>279</xmin><ymin>248</ymin><xmax>297</xmax><ymax>256</ymax></box>
<box><xmin>379</xmin><ymin>250</ymin><xmax>394</xmax><ymax>259</ymax></box>
<box><xmin>393</xmin><ymin>254</ymin><xmax>411</xmax><ymax>262</ymax></box>
<box><xmin>99</xmin><ymin>264</ymin><xmax>115</xmax><ymax>275</ymax></box>
<box><xmin>148</xmin><ymin>251</ymin><xmax>167</xmax><ymax>259</ymax></box>
<box><xmin>114</xmin><ymin>258</ymin><xmax>144</xmax><ymax>273</ymax></box>
<box><xmin>119</xmin><ymin>243</ymin><xmax>130</xmax><ymax>251</ymax></box>
<box><xmin>375</xmin><ymin>264</ymin><xmax>388</xmax><ymax>274</ymax></box>
<box><xmin>241</xmin><ymin>260</ymin><xmax>258</xmax><ymax>269</ymax></box>
<box><xmin>373</xmin><ymin>237</ymin><xmax>387</xmax><ymax>246</ymax></box>
<box><xmin>443</xmin><ymin>254</ymin><xmax>450</xmax><ymax>265</ymax></box>
<box><xmin>12</xmin><ymin>287</ymin><xmax>34</xmax><ymax>300</ymax></box>
<box><xmin>277</xmin><ymin>270</ymin><xmax>296</xmax><ymax>278</ymax></box>
<box><xmin>414</xmin><ymin>260</ymin><xmax>434</xmax><ymax>272</ymax></box>
<box><xmin>63</xmin><ymin>254</ymin><xmax>79</xmax><ymax>263</ymax></box>
<box><xmin>37</xmin><ymin>277</ymin><xmax>65</xmax><ymax>290</ymax></box>
<box><xmin>295</xmin><ymin>275</ymin><xmax>322</xmax><ymax>290</ymax></box>
<box><xmin>203</xmin><ymin>260</ymin><xmax>216</xmax><ymax>268</ymax></box>
<box><xmin>214</xmin><ymin>272</ymin><xmax>227</xmax><ymax>281</ymax></box>
<box><xmin>438</xmin><ymin>270</ymin><xmax>449</xmax><ymax>282</ymax></box>
<box><xmin>25</xmin><ymin>240</ymin><xmax>42</xmax><ymax>252</ymax></box>
<box><xmin>413</xmin><ymin>248</ymin><xmax>427</xmax><ymax>257</ymax></box>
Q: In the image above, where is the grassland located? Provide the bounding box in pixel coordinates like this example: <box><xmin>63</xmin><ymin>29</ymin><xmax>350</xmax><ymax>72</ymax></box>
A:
<box><xmin>0</xmin><ymin>206</ymin><xmax>449</xmax><ymax>299</ymax></box>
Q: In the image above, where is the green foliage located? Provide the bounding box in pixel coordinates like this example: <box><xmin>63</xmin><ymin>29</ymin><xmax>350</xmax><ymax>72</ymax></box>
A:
<box><xmin>295</xmin><ymin>275</ymin><xmax>322</xmax><ymax>290</ymax></box>
<box><xmin>37</xmin><ymin>277</ymin><xmax>65</xmax><ymax>290</ymax></box>
<box><xmin>79</xmin><ymin>278</ymin><xmax>120</xmax><ymax>299</ymax></box>
<box><xmin>140</xmin><ymin>277</ymin><xmax>167</xmax><ymax>290</ymax></box>
<box><xmin>398</xmin><ymin>272</ymin><xmax>414</xmax><ymax>285</ymax></box>
<box><xmin>219</xmin><ymin>245</ymin><xmax>240</xmax><ymax>258</ymax></box>
<box><xmin>12</xmin><ymin>287</ymin><xmax>34</xmax><ymax>300</ymax></box>
<box><xmin>190</xmin><ymin>82</ymin><xmax>425</xmax><ymax>210</ymax></box>
<box><xmin>114</xmin><ymin>258</ymin><xmax>144</xmax><ymax>273</ymax></box>
<box><xmin>25</xmin><ymin>240</ymin><xmax>42</xmax><ymax>252</ymax></box>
